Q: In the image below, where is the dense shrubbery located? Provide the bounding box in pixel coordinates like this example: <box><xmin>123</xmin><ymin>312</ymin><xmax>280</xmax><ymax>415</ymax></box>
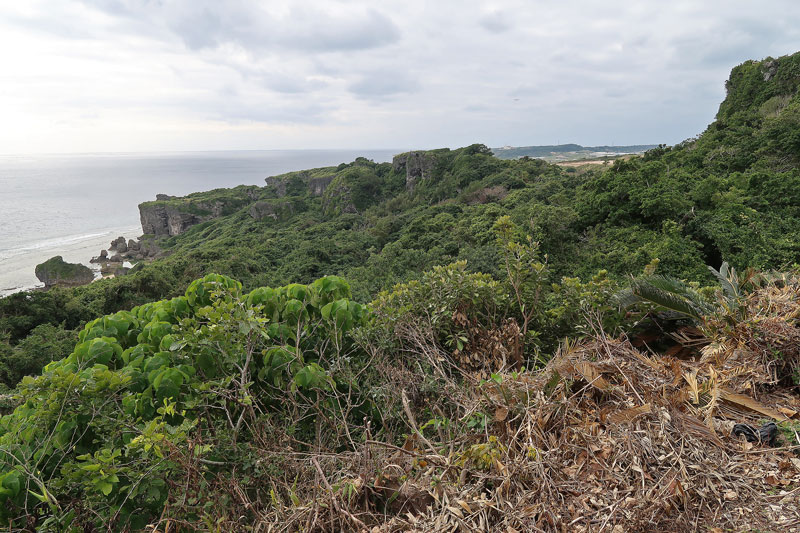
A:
<box><xmin>0</xmin><ymin>273</ymin><xmax>368</xmax><ymax>529</ymax></box>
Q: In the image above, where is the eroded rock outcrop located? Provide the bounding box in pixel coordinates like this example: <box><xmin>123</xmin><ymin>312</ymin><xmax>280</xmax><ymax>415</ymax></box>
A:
<box><xmin>265</xmin><ymin>173</ymin><xmax>335</xmax><ymax>197</ymax></box>
<box><xmin>264</xmin><ymin>176</ymin><xmax>288</xmax><ymax>197</ymax></box>
<box><xmin>249</xmin><ymin>200</ymin><xmax>296</xmax><ymax>221</ymax></box>
<box><xmin>321</xmin><ymin>178</ymin><xmax>358</xmax><ymax>216</ymax></box>
<box><xmin>139</xmin><ymin>189</ymin><xmax>257</xmax><ymax>237</ymax></box>
<box><xmin>762</xmin><ymin>60</ymin><xmax>778</xmax><ymax>81</ymax></box>
<box><xmin>139</xmin><ymin>204</ymin><xmax>205</xmax><ymax>236</ymax></box>
<box><xmin>35</xmin><ymin>256</ymin><xmax>94</xmax><ymax>288</ymax></box>
<box><xmin>308</xmin><ymin>176</ymin><xmax>335</xmax><ymax>196</ymax></box>
<box><xmin>392</xmin><ymin>151</ymin><xmax>439</xmax><ymax>191</ymax></box>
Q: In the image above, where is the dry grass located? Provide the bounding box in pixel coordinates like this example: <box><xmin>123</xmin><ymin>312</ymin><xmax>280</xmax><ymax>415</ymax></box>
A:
<box><xmin>157</xmin><ymin>280</ymin><xmax>800</xmax><ymax>532</ymax></box>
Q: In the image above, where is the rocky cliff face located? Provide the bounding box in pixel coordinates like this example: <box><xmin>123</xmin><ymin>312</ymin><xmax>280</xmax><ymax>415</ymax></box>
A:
<box><xmin>392</xmin><ymin>151</ymin><xmax>439</xmax><ymax>191</ymax></box>
<box><xmin>265</xmin><ymin>173</ymin><xmax>335</xmax><ymax>197</ymax></box>
<box><xmin>308</xmin><ymin>175</ymin><xmax>335</xmax><ymax>196</ymax></box>
<box><xmin>321</xmin><ymin>178</ymin><xmax>358</xmax><ymax>216</ymax></box>
<box><xmin>264</xmin><ymin>177</ymin><xmax>288</xmax><ymax>197</ymax></box>
<box><xmin>139</xmin><ymin>196</ymin><xmax>246</xmax><ymax>236</ymax></box>
<box><xmin>35</xmin><ymin>256</ymin><xmax>94</xmax><ymax>288</ymax></box>
<box><xmin>249</xmin><ymin>200</ymin><xmax>296</xmax><ymax>221</ymax></box>
<box><xmin>139</xmin><ymin>204</ymin><xmax>206</xmax><ymax>236</ymax></box>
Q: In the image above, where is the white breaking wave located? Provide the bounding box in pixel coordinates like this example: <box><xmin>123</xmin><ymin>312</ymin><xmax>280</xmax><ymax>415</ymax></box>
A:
<box><xmin>0</xmin><ymin>227</ymin><xmax>139</xmax><ymax>263</ymax></box>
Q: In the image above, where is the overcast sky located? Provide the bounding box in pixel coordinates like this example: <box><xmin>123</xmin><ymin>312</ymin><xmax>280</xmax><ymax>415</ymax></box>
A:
<box><xmin>1</xmin><ymin>1</ymin><xmax>799</xmax><ymax>154</ymax></box>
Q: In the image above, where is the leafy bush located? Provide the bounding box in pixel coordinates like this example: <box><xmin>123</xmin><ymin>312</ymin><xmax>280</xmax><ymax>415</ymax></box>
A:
<box><xmin>0</xmin><ymin>273</ymin><xmax>367</xmax><ymax>529</ymax></box>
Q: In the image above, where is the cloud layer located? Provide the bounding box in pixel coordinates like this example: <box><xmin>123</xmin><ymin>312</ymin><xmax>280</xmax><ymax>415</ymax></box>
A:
<box><xmin>1</xmin><ymin>0</ymin><xmax>799</xmax><ymax>153</ymax></box>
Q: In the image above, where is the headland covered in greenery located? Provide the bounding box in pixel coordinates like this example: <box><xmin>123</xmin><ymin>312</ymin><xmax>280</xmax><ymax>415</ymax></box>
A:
<box><xmin>0</xmin><ymin>53</ymin><xmax>798</xmax><ymax>531</ymax></box>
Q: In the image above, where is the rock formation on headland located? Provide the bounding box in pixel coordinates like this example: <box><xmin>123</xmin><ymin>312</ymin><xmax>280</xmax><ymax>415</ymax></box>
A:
<box><xmin>138</xmin><ymin>187</ymin><xmax>259</xmax><ymax>236</ymax></box>
<box><xmin>35</xmin><ymin>256</ymin><xmax>94</xmax><ymax>288</ymax></box>
<box><xmin>392</xmin><ymin>151</ymin><xmax>439</xmax><ymax>191</ymax></box>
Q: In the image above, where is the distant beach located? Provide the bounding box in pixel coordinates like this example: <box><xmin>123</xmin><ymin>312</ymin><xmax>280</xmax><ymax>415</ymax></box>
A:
<box><xmin>0</xmin><ymin>226</ymin><xmax>141</xmax><ymax>298</ymax></box>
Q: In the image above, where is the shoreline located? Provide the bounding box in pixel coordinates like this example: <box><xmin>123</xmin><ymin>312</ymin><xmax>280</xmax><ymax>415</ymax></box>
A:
<box><xmin>0</xmin><ymin>225</ymin><xmax>142</xmax><ymax>298</ymax></box>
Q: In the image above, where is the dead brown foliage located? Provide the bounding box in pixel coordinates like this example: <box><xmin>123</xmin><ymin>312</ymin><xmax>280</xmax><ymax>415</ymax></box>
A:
<box><xmin>158</xmin><ymin>281</ymin><xmax>800</xmax><ymax>532</ymax></box>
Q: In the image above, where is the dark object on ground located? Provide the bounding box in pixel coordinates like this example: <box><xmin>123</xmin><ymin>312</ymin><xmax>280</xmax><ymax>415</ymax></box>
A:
<box><xmin>732</xmin><ymin>422</ymin><xmax>778</xmax><ymax>446</ymax></box>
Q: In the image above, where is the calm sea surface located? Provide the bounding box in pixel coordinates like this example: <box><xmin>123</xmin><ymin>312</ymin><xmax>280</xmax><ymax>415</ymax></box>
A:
<box><xmin>0</xmin><ymin>149</ymin><xmax>399</xmax><ymax>296</ymax></box>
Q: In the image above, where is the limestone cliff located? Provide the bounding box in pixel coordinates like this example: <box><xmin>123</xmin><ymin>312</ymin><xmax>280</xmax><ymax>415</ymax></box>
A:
<box><xmin>249</xmin><ymin>200</ymin><xmax>297</xmax><ymax>221</ymax></box>
<box><xmin>265</xmin><ymin>171</ymin><xmax>336</xmax><ymax>197</ymax></box>
<box><xmin>392</xmin><ymin>151</ymin><xmax>441</xmax><ymax>191</ymax></box>
<box><xmin>139</xmin><ymin>186</ymin><xmax>260</xmax><ymax>236</ymax></box>
<box><xmin>139</xmin><ymin>203</ymin><xmax>207</xmax><ymax>236</ymax></box>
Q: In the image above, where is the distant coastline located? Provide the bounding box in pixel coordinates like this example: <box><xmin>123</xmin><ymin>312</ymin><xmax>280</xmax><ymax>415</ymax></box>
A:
<box><xmin>492</xmin><ymin>143</ymin><xmax>658</xmax><ymax>161</ymax></box>
<box><xmin>0</xmin><ymin>149</ymin><xmax>401</xmax><ymax>299</ymax></box>
<box><xmin>0</xmin><ymin>225</ymin><xmax>141</xmax><ymax>298</ymax></box>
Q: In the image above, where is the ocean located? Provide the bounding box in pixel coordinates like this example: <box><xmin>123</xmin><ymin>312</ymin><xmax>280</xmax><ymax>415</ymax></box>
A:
<box><xmin>0</xmin><ymin>149</ymin><xmax>399</xmax><ymax>297</ymax></box>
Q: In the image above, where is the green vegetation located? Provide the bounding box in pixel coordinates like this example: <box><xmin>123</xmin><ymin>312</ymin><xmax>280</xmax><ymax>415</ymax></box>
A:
<box><xmin>0</xmin><ymin>273</ymin><xmax>370</xmax><ymax>529</ymax></box>
<box><xmin>0</xmin><ymin>52</ymin><xmax>799</xmax><ymax>530</ymax></box>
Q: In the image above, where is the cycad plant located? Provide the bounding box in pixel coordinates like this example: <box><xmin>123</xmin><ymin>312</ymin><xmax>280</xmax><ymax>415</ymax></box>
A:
<box><xmin>616</xmin><ymin>262</ymin><xmax>751</xmax><ymax>324</ymax></box>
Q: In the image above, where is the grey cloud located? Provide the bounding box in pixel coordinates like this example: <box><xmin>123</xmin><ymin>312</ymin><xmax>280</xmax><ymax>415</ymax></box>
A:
<box><xmin>78</xmin><ymin>1</ymin><xmax>401</xmax><ymax>53</ymax></box>
<box><xmin>348</xmin><ymin>71</ymin><xmax>420</xmax><ymax>100</ymax></box>
<box><xmin>509</xmin><ymin>85</ymin><xmax>543</xmax><ymax>98</ymax></box>
<box><xmin>280</xmin><ymin>8</ymin><xmax>400</xmax><ymax>52</ymax></box>
<box><xmin>479</xmin><ymin>11</ymin><xmax>512</xmax><ymax>34</ymax></box>
<box><xmin>5</xmin><ymin>0</ymin><xmax>800</xmax><ymax>153</ymax></box>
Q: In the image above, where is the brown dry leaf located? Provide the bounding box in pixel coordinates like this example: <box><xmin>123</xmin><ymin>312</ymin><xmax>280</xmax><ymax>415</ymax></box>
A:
<box><xmin>607</xmin><ymin>403</ymin><xmax>652</xmax><ymax>424</ymax></box>
<box><xmin>720</xmin><ymin>389</ymin><xmax>790</xmax><ymax>421</ymax></box>
<box><xmin>573</xmin><ymin>361</ymin><xmax>611</xmax><ymax>390</ymax></box>
<box><xmin>554</xmin><ymin>357</ymin><xmax>611</xmax><ymax>390</ymax></box>
<box><xmin>457</xmin><ymin>500</ymin><xmax>472</xmax><ymax>514</ymax></box>
<box><xmin>494</xmin><ymin>406</ymin><xmax>509</xmax><ymax>422</ymax></box>
<box><xmin>668</xmin><ymin>478</ymin><xmax>687</xmax><ymax>505</ymax></box>
<box><xmin>447</xmin><ymin>506</ymin><xmax>463</xmax><ymax>519</ymax></box>
<box><xmin>778</xmin><ymin>407</ymin><xmax>799</xmax><ymax>418</ymax></box>
<box><xmin>684</xmin><ymin>369</ymin><xmax>700</xmax><ymax>404</ymax></box>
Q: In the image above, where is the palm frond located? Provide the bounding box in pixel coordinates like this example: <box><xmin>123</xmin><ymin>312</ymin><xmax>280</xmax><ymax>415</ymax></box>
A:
<box><xmin>630</xmin><ymin>278</ymin><xmax>707</xmax><ymax>320</ymax></box>
<box><xmin>708</xmin><ymin>262</ymin><xmax>739</xmax><ymax>300</ymax></box>
<box><xmin>615</xmin><ymin>275</ymin><xmax>714</xmax><ymax>321</ymax></box>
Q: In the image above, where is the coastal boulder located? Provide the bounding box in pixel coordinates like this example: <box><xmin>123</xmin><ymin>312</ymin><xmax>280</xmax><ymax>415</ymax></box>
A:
<box><xmin>35</xmin><ymin>256</ymin><xmax>94</xmax><ymax>288</ymax></box>
<box><xmin>110</xmin><ymin>236</ymin><xmax>127</xmax><ymax>252</ymax></box>
<box><xmin>90</xmin><ymin>249</ymin><xmax>108</xmax><ymax>263</ymax></box>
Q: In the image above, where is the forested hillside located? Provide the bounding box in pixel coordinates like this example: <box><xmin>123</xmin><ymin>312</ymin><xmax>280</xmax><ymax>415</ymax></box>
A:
<box><xmin>0</xmin><ymin>53</ymin><xmax>799</xmax><ymax>531</ymax></box>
